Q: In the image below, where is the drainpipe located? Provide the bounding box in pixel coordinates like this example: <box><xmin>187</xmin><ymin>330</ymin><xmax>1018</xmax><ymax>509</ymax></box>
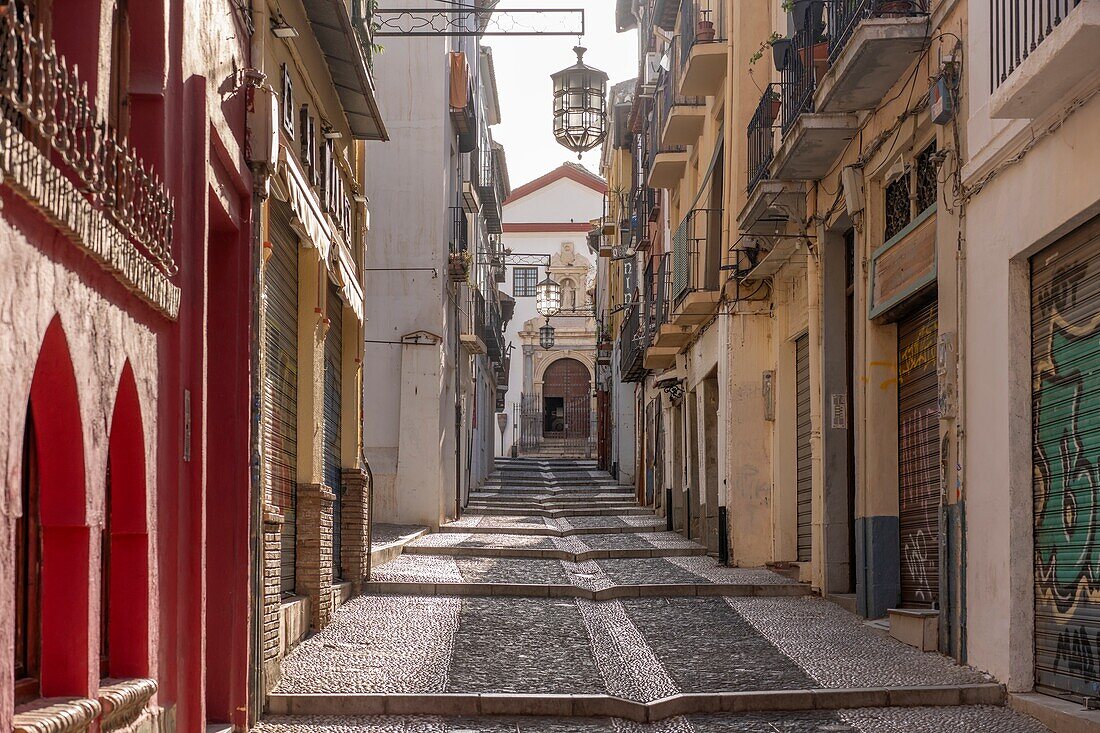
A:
<box><xmin>246</xmin><ymin>1</ymin><xmax>266</xmax><ymax>723</ymax></box>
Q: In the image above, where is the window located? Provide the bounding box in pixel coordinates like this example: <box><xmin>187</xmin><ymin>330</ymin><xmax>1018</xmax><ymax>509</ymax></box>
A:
<box><xmin>281</xmin><ymin>65</ymin><xmax>294</xmax><ymax>138</ymax></box>
<box><xmin>513</xmin><ymin>267</ymin><xmax>538</xmax><ymax>296</ymax></box>
<box><xmin>15</xmin><ymin>407</ymin><xmax>40</xmax><ymax>705</ymax></box>
<box><xmin>883</xmin><ymin>142</ymin><xmax>938</xmax><ymax>242</ymax></box>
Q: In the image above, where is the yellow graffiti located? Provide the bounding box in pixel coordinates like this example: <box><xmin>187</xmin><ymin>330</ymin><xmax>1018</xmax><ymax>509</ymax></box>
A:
<box><xmin>898</xmin><ymin>323</ymin><xmax>937</xmax><ymax>379</ymax></box>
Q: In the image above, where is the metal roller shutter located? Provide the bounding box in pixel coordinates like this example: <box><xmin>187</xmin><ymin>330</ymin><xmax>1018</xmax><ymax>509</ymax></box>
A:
<box><xmin>795</xmin><ymin>333</ymin><xmax>812</xmax><ymax>563</ymax></box>
<box><xmin>265</xmin><ymin>205</ymin><xmax>299</xmax><ymax>596</ymax></box>
<box><xmin>1031</xmin><ymin>216</ymin><xmax>1100</xmax><ymax>700</ymax></box>
<box><xmin>324</xmin><ymin>285</ymin><xmax>343</xmax><ymax>580</ymax></box>
<box><xmin>897</xmin><ymin>299</ymin><xmax>939</xmax><ymax>608</ymax></box>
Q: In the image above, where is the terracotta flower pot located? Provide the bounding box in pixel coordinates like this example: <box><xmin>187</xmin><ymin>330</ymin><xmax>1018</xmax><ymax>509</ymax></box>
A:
<box><xmin>766</xmin><ymin>97</ymin><xmax>782</xmax><ymax>124</ymax></box>
<box><xmin>696</xmin><ymin>20</ymin><xmax>715</xmax><ymax>42</ymax></box>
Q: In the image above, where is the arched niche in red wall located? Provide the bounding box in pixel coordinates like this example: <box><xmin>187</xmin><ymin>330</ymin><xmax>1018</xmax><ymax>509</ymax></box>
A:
<box><xmin>29</xmin><ymin>315</ymin><xmax>91</xmax><ymax>696</ymax></box>
<box><xmin>104</xmin><ymin>361</ymin><xmax>149</xmax><ymax>679</ymax></box>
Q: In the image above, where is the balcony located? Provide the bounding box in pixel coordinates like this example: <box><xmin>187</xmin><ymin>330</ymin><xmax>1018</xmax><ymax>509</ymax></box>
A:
<box><xmin>678</xmin><ymin>0</ymin><xmax>729</xmax><ymax>97</ymax></box>
<box><xmin>629</xmin><ymin>186</ymin><xmax>659</xmax><ymax>249</ymax></box>
<box><xmin>0</xmin><ymin>8</ymin><xmax>179</xmax><ymax>317</ymax></box>
<box><xmin>476</xmin><ymin>146</ymin><xmax>507</xmax><ymax>233</ymax></box>
<box><xmin>815</xmin><ymin>0</ymin><xmax>931</xmax><ymax>113</ymax></box>
<box><xmin>449</xmin><ymin>54</ymin><xmax>477</xmax><ymax>153</ymax></box>
<box><xmin>659</xmin><ymin>41</ymin><xmax>706</xmax><ymax>148</ymax></box>
<box><xmin>989</xmin><ymin>0</ymin><xmax>1100</xmax><ymax>118</ymax></box>
<box><xmin>771</xmin><ymin>23</ymin><xmax>858</xmax><ymax>181</ymax></box>
<box><xmin>644</xmin><ymin>254</ymin><xmax>679</xmax><ymax>370</ymax></box>
<box><xmin>461</xmin><ymin>289</ymin><xmax>488</xmax><ymax>356</ymax></box>
<box><xmin>619</xmin><ymin>301</ymin><xmax>649</xmax><ymax>382</ymax></box>
<box><xmin>646</xmin><ymin>102</ymin><xmax>689</xmax><ymax>189</ymax></box>
<box><xmin>671</xmin><ymin>209</ymin><xmax>722</xmax><ymax>325</ymax></box>
<box><xmin>742</xmin><ymin>86</ymin><xmax>808</xmax><ymax>233</ymax></box>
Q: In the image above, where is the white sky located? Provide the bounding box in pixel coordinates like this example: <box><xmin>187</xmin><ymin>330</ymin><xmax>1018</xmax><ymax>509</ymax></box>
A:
<box><xmin>487</xmin><ymin>0</ymin><xmax>638</xmax><ymax>189</ymax></box>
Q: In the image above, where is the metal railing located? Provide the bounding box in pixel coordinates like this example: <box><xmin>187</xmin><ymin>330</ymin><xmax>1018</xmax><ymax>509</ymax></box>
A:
<box><xmin>672</xmin><ymin>209</ymin><xmax>722</xmax><ymax>303</ymax></box>
<box><xmin>450</xmin><ymin>206</ymin><xmax>469</xmax><ymax>254</ymax></box>
<box><xmin>650</xmin><ymin>252</ymin><xmax>672</xmax><ymax>330</ymax></box>
<box><xmin>658</xmin><ymin>36</ymin><xmax>705</xmax><ymax>137</ymax></box>
<box><xmin>827</xmin><ymin>0</ymin><xmax>929</xmax><ymax>63</ymax></box>
<box><xmin>680</xmin><ymin>0</ymin><xmax>727</xmax><ymax>68</ymax></box>
<box><xmin>630</xmin><ymin>186</ymin><xmax>658</xmax><ymax>247</ymax></box>
<box><xmin>619</xmin><ymin>299</ymin><xmax>649</xmax><ymax>382</ymax></box>
<box><xmin>0</xmin><ymin>7</ymin><xmax>177</xmax><ymax>275</ymax></box>
<box><xmin>780</xmin><ymin>23</ymin><xmax>820</xmax><ymax>134</ymax></box>
<box><xmin>748</xmin><ymin>84</ymin><xmax>782</xmax><ymax>193</ymax></box>
<box><xmin>991</xmin><ymin>0</ymin><xmax>1079</xmax><ymax>91</ymax></box>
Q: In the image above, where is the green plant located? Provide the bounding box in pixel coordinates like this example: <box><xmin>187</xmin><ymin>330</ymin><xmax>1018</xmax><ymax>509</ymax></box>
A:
<box><xmin>749</xmin><ymin>32</ymin><xmax>782</xmax><ymax>65</ymax></box>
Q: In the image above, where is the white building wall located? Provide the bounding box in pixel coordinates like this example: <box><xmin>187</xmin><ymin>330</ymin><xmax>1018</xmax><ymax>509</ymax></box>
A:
<box><xmin>498</xmin><ymin>173</ymin><xmax>604</xmax><ymax>454</ymax></box>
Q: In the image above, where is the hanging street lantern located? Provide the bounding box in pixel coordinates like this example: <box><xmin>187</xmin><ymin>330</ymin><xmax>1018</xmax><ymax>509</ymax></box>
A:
<box><xmin>539</xmin><ymin>320</ymin><xmax>556</xmax><ymax>350</ymax></box>
<box><xmin>551</xmin><ymin>46</ymin><xmax>609</xmax><ymax>159</ymax></box>
<box><xmin>535</xmin><ymin>275</ymin><xmax>562</xmax><ymax>317</ymax></box>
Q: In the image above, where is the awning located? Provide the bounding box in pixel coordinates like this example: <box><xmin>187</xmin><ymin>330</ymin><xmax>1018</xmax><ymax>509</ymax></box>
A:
<box><xmin>278</xmin><ymin>151</ymin><xmax>332</xmax><ymax>263</ymax></box>
<box><xmin>301</xmin><ymin>0</ymin><xmax>388</xmax><ymax>141</ymax></box>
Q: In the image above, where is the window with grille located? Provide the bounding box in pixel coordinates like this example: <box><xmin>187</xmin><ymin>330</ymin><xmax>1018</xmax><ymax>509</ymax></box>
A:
<box><xmin>884</xmin><ymin>142</ymin><xmax>938</xmax><ymax>242</ymax></box>
<box><xmin>513</xmin><ymin>267</ymin><xmax>538</xmax><ymax>296</ymax></box>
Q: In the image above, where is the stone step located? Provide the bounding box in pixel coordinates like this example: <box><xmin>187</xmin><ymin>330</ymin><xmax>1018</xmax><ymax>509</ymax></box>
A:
<box><xmin>465</xmin><ymin>500</ymin><xmax>639</xmax><ymax>511</ymax></box>
<box><xmin>439</xmin><ymin>524</ymin><xmax>663</xmax><ymax>536</ymax></box>
<box><xmin>403</xmin><ymin>544</ymin><xmax>708</xmax><ymax>562</ymax></box>
<box><xmin>463</xmin><ymin>506</ymin><xmax>653</xmax><ymax>517</ymax></box>
<box><xmin>266</xmin><ymin>684</ymin><xmax>1007</xmax><ymax>720</ymax></box>
<box><xmin>363</xmin><ymin>580</ymin><xmax>814</xmax><ymax>600</ymax></box>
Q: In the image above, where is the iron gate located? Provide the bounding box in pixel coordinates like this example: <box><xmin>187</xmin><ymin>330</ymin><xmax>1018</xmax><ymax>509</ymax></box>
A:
<box><xmin>513</xmin><ymin>393</ymin><xmax>594</xmax><ymax>458</ymax></box>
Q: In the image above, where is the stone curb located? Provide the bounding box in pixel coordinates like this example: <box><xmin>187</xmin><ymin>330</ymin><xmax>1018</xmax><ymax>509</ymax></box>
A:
<box><xmin>438</xmin><ymin>525</ymin><xmax>664</xmax><ymax>536</ymax></box>
<box><xmin>464</xmin><ymin>507</ymin><xmax>653</xmax><ymax>517</ymax></box>
<box><xmin>362</xmin><ymin>581</ymin><xmax>812</xmax><ymax>600</ymax></box>
<box><xmin>266</xmin><ymin>684</ymin><xmax>1006</xmax><ymax>720</ymax></box>
<box><xmin>369</xmin><ymin>527</ymin><xmax>430</xmax><ymax>568</ymax></box>
<box><xmin>403</xmin><ymin>545</ymin><xmax>708</xmax><ymax>561</ymax></box>
<box><xmin>466</xmin><ymin>500</ymin><xmax>640</xmax><ymax>510</ymax></box>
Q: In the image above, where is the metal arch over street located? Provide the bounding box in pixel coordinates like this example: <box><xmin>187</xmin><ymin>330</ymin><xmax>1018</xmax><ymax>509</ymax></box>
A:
<box><xmin>374</xmin><ymin>7</ymin><xmax>585</xmax><ymax>36</ymax></box>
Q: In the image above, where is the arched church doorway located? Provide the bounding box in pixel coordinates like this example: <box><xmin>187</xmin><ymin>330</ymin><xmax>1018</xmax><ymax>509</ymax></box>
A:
<box><xmin>542</xmin><ymin>358</ymin><xmax>590</xmax><ymax>439</ymax></box>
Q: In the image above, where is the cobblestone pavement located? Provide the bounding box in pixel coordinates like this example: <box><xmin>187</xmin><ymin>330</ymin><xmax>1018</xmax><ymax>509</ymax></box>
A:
<box><xmin>270</xmin><ymin>462</ymin><xmax>1050</xmax><ymax>732</ymax></box>
<box><xmin>370</xmin><ymin>524</ymin><xmax>426</xmax><ymax>548</ymax></box>
<box><xmin>257</xmin><ymin>706</ymin><xmax>1050</xmax><ymax>733</ymax></box>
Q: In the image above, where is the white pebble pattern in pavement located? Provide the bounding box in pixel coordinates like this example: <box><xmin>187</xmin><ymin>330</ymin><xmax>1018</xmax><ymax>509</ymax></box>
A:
<box><xmin>372</xmin><ymin>555</ymin><xmax>462</xmax><ymax>583</ymax></box>
<box><xmin>665</xmin><ymin>556</ymin><xmax>796</xmax><ymax>584</ymax></box>
<box><xmin>575</xmin><ymin>597</ymin><xmax>680</xmax><ymax>701</ymax></box>
<box><xmin>273</xmin><ymin>596</ymin><xmax>460</xmax><ymax>693</ymax></box>
<box><xmin>727</xmin><ymin>597</ymin><xmax>991</xmax><ymax>688</ymax></box>
<box><xmin>562</xmin><ymin>559</ymin><xmax>614</xmax><ymax>591</ymax></box>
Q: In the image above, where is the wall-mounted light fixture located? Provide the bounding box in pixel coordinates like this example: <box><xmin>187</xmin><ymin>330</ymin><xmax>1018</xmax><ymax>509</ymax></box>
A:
<box><xmin>272</xmin><ymin>15</ymin><xmax>299</xmax><ymax>38</ymax></box>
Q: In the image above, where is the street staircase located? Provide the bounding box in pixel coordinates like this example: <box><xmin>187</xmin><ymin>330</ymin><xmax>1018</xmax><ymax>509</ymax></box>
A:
<box><xmin>260</xmin><ymin>459</ymin><xmax>1047</xmax><ymax>732</ymax></box>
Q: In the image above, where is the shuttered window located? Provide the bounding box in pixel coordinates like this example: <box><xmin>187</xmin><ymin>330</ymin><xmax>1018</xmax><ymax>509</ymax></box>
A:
<box><xmin>897</xmin><ymin>299</ymin><xmax>939</xmax><ymax>608</ymax></box>
<box><xmin>1031</xmin><ymin>215</ymin><xmax>1100</xmax><ymax>700</ymax></box>
<box><xmin>795</xmin><ymin>334</ymin><xmax>812</xmax><ymax>563</ymax></box>
<box><xmin>324</xmin><ymin>285</ymin><xmax>344</xmax><ymax>580</ymax></box>
<box><xmin>265</xmin><ymin>205</ymin><xmax>299</xmax><ymax>596</ymax></box>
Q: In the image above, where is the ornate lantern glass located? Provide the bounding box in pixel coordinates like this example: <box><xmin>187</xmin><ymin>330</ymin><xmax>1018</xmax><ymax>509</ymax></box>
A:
<box><xmin>539</xmin><ymin>321</ymin><xmax>556</xmax><ymax>350</ymax></box>
<box><xmin>535</xmin><ymin>276</ymin><xmax>562</xmax><ymax>317</ymax></box>
<box><xmin>551</xmin><ymin>46</ymin><xmax>609</xmax><ymax>158</ymax></box>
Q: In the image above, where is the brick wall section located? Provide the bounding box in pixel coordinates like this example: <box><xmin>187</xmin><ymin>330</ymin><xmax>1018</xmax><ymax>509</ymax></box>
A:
<box><xmin>261</xmin><ymin>506</ymin><xmax>284</xmax><ymax>691</ymax></box>
<box><xmin>296</xmin><ymin>483</ymin><xmax>334</xmax><ymax>630</ymax></box>
<box><xmin>340</xmin><ymin>468</ymin><xmax>371</xmax><ymax>592</ymax></box>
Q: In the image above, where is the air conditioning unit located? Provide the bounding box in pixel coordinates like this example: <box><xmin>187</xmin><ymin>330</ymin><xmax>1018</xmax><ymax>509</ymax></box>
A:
<box><xmin>640</xmin><ymin>52</ymin><xmax>660</xmax><ymax>95</ymax></box>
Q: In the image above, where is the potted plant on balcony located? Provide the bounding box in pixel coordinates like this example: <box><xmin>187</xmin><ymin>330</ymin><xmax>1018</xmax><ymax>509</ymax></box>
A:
<box><xmin>749</xmin><ymin>32</ymin><xmax>783</xmax><ymax>66</ymax></box>
<box><xmin>771</xmin><ymin>35</ymin><xmax>792</xmax><ymax>71</ymax></box>
<box><xmin>798</xmin><ymin>37</ymin><xmax>831</xmax><ymax>79</ymax></box>
<box><xmin>696</xmin><ymin>10</ymin><xmax>716</xmax><ymax>42</ymax></box>
<box><xmin>448</xmin><ymin>250</ymin><xmax>471</xmax><ymax>282</ymax></box>
<box><xmin>876</xmin><ymin>0</ymin><xmax>918</xmax><ymax>15</ymax></box>
<box><xmin>786</xmin><ymin>0</ymin><xmax>824</xmax><ymax>34</ymax></box>
<box><xmin>763</xmin><ymin>87</ymin><xmax>782</xmax><ymax>124</ymax></box>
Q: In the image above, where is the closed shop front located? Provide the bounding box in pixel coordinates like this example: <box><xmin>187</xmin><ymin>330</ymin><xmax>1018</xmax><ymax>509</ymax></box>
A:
<box><xmin>324</xmin><ymin>284</ymin><xmax>343</xmax><ymax>579</ymax></box>
<box><xmin>897</xmin><ymin>299</ymin><xmax>939</xmax><ymax>608</ymax></box>
<box><xmin>795</xmin><ymin>333</ymin><xmax>812</xmax><ymax>563</ymax></box>
<box><xmin>1031</xmin><ymin>215</ymin><xmax>1100</xmax><ymax>700</ymax></box>
<box><xmin>265</xmin><ymin>204</ymin><xmax>299</xmax><ymax>596</ymax></box>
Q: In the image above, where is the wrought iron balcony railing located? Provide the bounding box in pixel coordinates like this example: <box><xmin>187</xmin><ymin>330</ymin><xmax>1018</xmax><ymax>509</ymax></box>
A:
<box><xmin>991</xmin><ymin>0</ymin><xmax>1079</xmax><ymax>90</ymax></box>
<box><xmin>0</xmin><ymin>8</ymin><xmax>177</xmax><ymax>276</ymax></box>
<box><xmin>629</xmin><ymin>186</ymin><xmax>658</xmax><ymax>248</ymax></box>
<box><xmin>450</xmin><ymin>206</ymin><xmax>469</xmax><ymax>254</ymax></box>
<box><xmin>748</xmin><ymin>84</ymin><xmax>782</xmax><ymax>193</ymax></box>
<box><xmin>619</xmin><ymin>299</ymin><xmax>649</xmax><ymax>382</ymax></box>
<box><xmin>780</xmin><ymin>23</ymin><xmax>820</xmax><ymax>134</ymax></box>
<box><xmin>680</xmin><ymin>0</ymin><xmax>727</xmax><ymax>67</ymax></box>
<box><xmin>827</xmin><ymin>0</ymin><xmax>929</xmax><ymax>63</ymax></box>
<box><xmin>658</xmin><ymin>36</ymin><xmax>705</xmax><ymax>133</ymax></box>
<box><xmin>672</xmin><ymin>208</ymin><xmax>722</xmax><ymax>304</ymax></box>
<box><xmin>649</xmin><ymin>252</ymin><xmax>672</xmax><ymax>331</ymax></box>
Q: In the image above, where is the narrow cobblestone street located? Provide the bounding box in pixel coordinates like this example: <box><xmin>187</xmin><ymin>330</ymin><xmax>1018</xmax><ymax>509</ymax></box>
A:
<box><xmin>259</xmin><ymin>461</ymin><xmax>1050</xmax><ymax>732</ymax></box>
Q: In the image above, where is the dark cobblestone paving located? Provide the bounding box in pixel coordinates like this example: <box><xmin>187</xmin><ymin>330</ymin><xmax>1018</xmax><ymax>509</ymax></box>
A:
<box><xmin>595</xmin><ymin>558</ymin><xmax>712</xmax><ymax>585</ymax></box>
<box><xmin>446</xmin><ymin>597</ymin><xmax>606</xmax><ymax>695</ymax></box>
<box><xmin>623</xmin><ymin>597</ymin><xmax>817</xmax><ymax>692</ymax></box>
<box><xmin>579</xmin><ymin>533</ymin><xmax>675</xmax><ymax>550</ymax></box>
<box><xmin>256</xmin><ymin>706</ymin><xmax>1051</xmax><ymax>732</ymax></box>
<box><xmin>454</xmin><ymin>557</ymin><xmax>573</xmax><ymax>585</ymax></box>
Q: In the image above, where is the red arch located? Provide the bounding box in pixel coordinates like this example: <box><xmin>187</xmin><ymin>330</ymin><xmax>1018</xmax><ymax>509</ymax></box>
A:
<box><xmin>29</xmin><ymin>316</ymin><xmax>92</xmax><ymax>696</ymax></box>
<box><xmin>105</xmin><ymin>361</ymin><xmax>149</xmax><ymax>678</ymax></box>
